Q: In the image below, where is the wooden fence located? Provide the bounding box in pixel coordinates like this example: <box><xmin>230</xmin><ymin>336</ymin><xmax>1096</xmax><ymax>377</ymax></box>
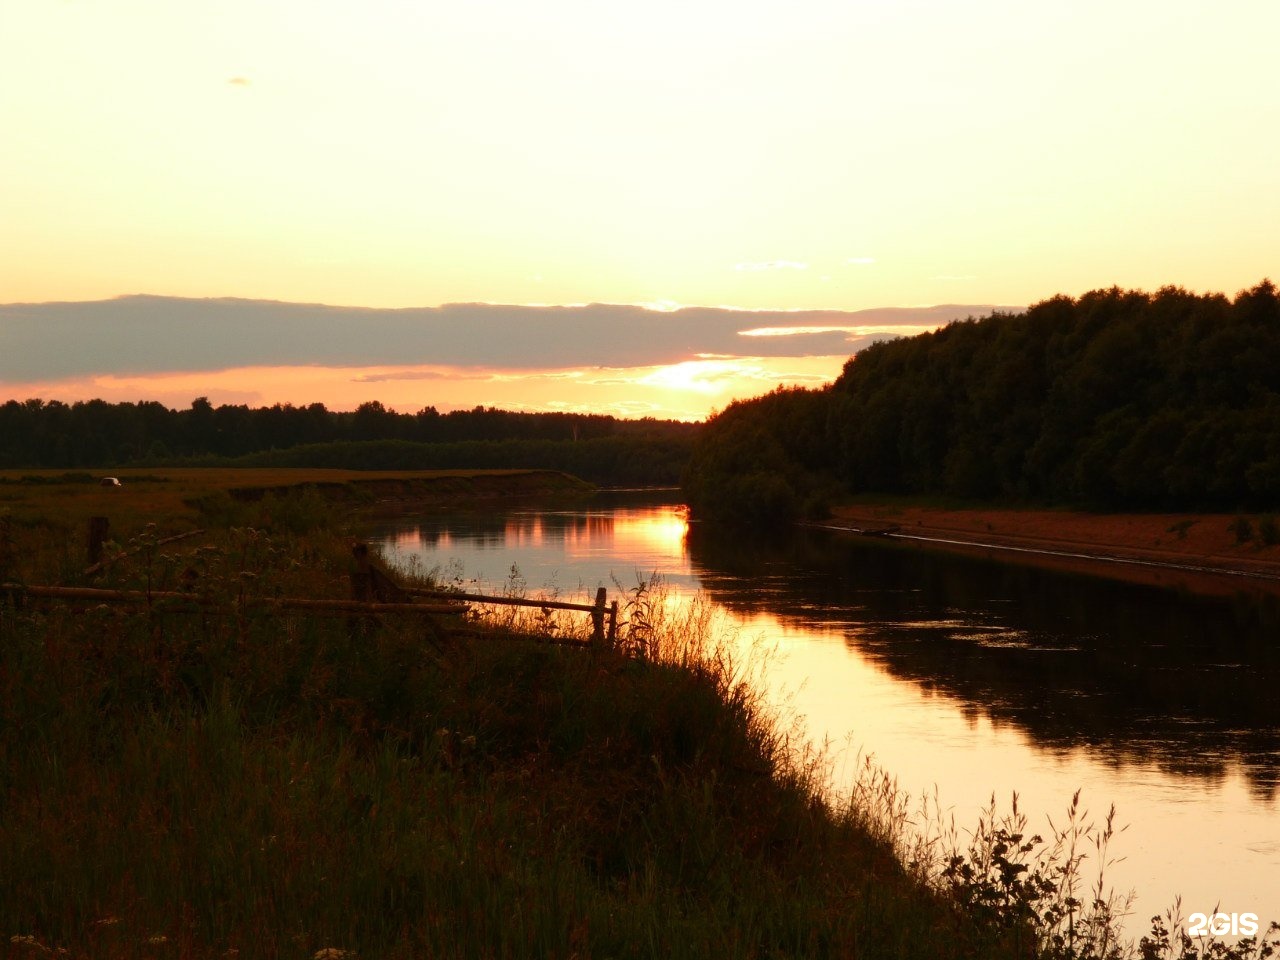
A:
<box><xmin>3</xmin><ymin>526</ymin><xmax>620</xmax><ymax>647</ymax></box>
<box><xmin>0</xmin><ymin>583</ymin><xmax>465</xmax><ymax>617</ymax></box>
<box><xmin>404</xmin><ymin>585</ymin><xmax>619</xmax><ymax>645</ymax></box>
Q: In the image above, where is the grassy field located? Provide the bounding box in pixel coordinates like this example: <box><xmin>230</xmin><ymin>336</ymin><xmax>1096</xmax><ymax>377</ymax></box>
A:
<box><xmin>0</xmin><ymin>466</ymin><xmax>589</xmax><ymax>531</ymax></box>
<box><xmin>2</xmin><ymin>473</ymin><xmax>1274</xmax><ymax>959</ymax></box>
<box><xmin>0</xmin><ymin>468</ymin><xmax>589</xmax><ymax>584</ymax></box>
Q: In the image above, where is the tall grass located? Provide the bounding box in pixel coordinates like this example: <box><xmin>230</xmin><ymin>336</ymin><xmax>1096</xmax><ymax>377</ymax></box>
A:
<box><xmin>464</xmin><ymin>571</ymin><xmax>1280</xmax><ymax>960</ymax></box>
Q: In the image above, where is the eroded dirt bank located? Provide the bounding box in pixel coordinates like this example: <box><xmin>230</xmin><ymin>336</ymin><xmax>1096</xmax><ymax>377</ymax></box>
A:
<box><xmin>824</xmin><ymin>504</ymin><xmax>1280</xmax><ymax>598</ymax></box>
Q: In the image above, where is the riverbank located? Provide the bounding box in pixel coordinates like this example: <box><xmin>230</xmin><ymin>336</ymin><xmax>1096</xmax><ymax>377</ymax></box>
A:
<box><xmin>0</xmin><ymin>466</ymin><xmax>591</xmax><ymax>530</ymax></box>
<box><xmin>823</xmin><ymin>502</ymin><xmax>1280</xmax><ymax>597</ymax></box>
<box><xmin>2</xmin><ymin>483</ymin><xmax>1079</xmax><ymax>960</ymax></box>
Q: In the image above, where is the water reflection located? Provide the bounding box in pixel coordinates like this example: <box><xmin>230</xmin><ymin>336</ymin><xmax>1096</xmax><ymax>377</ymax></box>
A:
<box><xmin>685</xmin><ymin>522</ymin><xmax>1280</xmax><ymax>800</ymax></box>
<box><xmin>374</xmin><ymin>496</ymin><xmax>1280</xmax><ymax>929</ymax></box>
<box><xmin>380</xmin><ymin>498</ymin><xmax>696</xmax><ymax>600</ymax></box>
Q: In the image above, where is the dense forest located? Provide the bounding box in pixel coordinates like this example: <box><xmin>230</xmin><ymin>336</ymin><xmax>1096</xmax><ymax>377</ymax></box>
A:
<box><xmin>0</xmin><ymin>400</ymin><xmax>699</xmax><ymax>486</ymax></box>
<box><xmin>684</xmin><ymin>282</ymin><xmax>1280</xmax><ymax>523</ymax></box>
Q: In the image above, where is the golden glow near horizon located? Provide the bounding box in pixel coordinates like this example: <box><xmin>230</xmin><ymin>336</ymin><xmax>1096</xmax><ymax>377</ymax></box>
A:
<box><xmin>0</xmin><ymin>354</ymin><xmax>845</xmax><ymax>420</ymax></box>
<box><xmin>604</xmin><ymin>512</ymin><xmax>690</xmax><ymax>560</ymax></box>
<box><xmin>3</xmin><ymin>1</ymin><xmax>1279</xmax><ymax>416</ymax></box>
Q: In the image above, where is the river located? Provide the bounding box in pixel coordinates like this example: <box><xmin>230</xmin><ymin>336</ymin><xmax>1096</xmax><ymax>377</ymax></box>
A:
<box><xmin>372</xmin><ymin>490</ymin><xmax>1280</xmax><ymax>937</ymax></box>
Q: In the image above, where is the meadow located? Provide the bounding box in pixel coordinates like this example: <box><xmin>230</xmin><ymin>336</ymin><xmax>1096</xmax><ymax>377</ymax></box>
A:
<box><xmin>2</xmin><ymin>471</ymin><xmax>1275</xmax><ymax>959</ymax></box>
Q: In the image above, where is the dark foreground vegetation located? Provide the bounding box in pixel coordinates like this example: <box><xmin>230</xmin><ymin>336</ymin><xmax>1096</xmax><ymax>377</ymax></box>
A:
<box><xmin>0</xmin><ymin>402</ymin><xmax>698</xmax><ymax>487</ymax></box>
<box><xmin>2</xmin><ymin>477</ymin><xmax>1276</xmax><ymax>958</ymax></box>
<box><xmin>685</xmin><ymin>282</ymin><xmax>1280</xmax><ymax>524</ymax></box>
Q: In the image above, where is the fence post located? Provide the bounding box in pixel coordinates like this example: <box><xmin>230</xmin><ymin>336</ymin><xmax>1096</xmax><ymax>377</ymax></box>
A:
<box><xmin>607</xmin><ymin>599</ymin><xmax>618</xmax><ymax>644</ymax></box>
<box><xmin>349</xmin><ymin>542</ymin><xmax>373</xmax><ymax>601</ymax></box>
<box><xmin>0</xmin><ymin>514</ymin><xmax>12</xmax><ymax>582</ymax></box>
<box><xmin>591</xmin><ymin>587</ymin><xmax>607</xmax><ymax>647</ymax></box>
<box><xmin>348</xmin><ymin>542</ymin><xmax>374</xmax><ymax>638</ymax></box>
<box><xmin>87</xmin><ymin>516</ymin><xmax>110</xmax><ymax>568</ymax></box>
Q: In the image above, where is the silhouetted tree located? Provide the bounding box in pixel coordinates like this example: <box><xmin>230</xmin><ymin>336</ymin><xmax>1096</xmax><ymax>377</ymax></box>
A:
<box><xmin>686</xmin><ymin>281</ymin><xmax>1280</xmax><ymax>517</ymax></box>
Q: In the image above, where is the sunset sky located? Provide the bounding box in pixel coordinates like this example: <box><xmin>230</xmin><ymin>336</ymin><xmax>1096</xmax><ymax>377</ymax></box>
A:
<box><xmin>3</xmin><ymin>0</ymin><xmax>1278</xmax><ymax>418</ymax></box>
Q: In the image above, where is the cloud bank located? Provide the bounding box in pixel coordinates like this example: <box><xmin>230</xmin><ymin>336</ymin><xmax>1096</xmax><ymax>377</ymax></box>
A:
<box><xmin>0</xmin><ymin>296</ymin><xmax>1015</xmax><ymax>382</ymax></box>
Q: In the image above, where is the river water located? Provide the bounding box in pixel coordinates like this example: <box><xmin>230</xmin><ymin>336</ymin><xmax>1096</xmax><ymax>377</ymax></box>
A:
<box><xmin>373</xmin><ymin>491</ymin><xmax>1280</xmax><ymax>936</ymax></box>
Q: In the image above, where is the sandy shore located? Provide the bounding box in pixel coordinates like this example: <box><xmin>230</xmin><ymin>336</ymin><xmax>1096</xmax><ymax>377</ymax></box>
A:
<box><xmin>822</xmin><ymin>503</ymin><xmax>1280</xmax><ymax>598</ymax></box>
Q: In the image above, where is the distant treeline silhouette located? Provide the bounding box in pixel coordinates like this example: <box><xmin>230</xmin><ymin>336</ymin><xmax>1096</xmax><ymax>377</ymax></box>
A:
<box><xmin>684</xmin><ymin>281</ymin><xmax>1280</xmax><ymax>523</ymax></box>
<box><xmin>0</xmin><ymin>400</ymin><xmax>699</xmax><ymax>486</ymax></box>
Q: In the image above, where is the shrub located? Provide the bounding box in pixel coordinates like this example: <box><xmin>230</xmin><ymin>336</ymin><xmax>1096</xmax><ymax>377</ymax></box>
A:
<box><xmin>1229</xmin><ymin>516</ymin><xmax>1255</xmax><ymax>544</ymax></box>
<box><xmin>1259</xmin><ymin>516</ymin><xmax>1280</xmax><ymax>546</ymax></box>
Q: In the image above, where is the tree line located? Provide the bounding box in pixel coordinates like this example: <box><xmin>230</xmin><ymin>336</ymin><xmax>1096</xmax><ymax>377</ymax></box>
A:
<box><xmin>684</xmin><ymin>282</ymin><xmax>1280</xmax><ymax>523</ymax></box>
<box><xmin>0</xmin><ymin>399</ymin><xmax>699</xmax><ymax>486</ymax></box>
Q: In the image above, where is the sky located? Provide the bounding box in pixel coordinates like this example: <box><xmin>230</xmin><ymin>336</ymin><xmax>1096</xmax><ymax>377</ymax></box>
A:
<box><xmin>3</xmin><ymin>0</ymin><xmax>1278</xmax><ymax>418</ymax></box>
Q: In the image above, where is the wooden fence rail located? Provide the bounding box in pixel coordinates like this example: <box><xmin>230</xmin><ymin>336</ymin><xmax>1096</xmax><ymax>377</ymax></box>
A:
<box><xmin>405</xmin><ymin>586</ymin><xmax>595</xmax><ymax>612</ymax></box>
<box><xmin>84</xmin><ymin>525</ymin><xmax>208</xmax><ymax>577</ymax></box>
<box><xmin>3</xmin><ymin>582</ymin><xmax>618</xmax><ymax>644</ymax></box>
<box><xmin>1</xmin><ymin>583</ymin><xmax>465</xmax><ymax>617</ymax></box>
<box><xmin>19</xmin><ymin>523</ymin><xmax>620</xmax><ymax>647</ymax></box>
<box><xmin>402</xmin><ymin>585</ymin><xmax>619</xmax><ymax>644</ymax></box>
<box><xmin>351</xmin><ymin>540</ymin><xmax>617</xmax><ymax>644</ymax></box>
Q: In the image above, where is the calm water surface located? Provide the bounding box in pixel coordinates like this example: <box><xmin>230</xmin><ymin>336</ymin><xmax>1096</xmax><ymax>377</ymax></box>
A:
<box><xmin>374</xmin><ymin>492</ymin><xmax>1280</xmax><ymax>933</ymax></box>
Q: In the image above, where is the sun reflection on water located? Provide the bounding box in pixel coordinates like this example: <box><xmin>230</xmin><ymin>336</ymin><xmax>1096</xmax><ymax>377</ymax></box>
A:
<box><xmin>374</xmin><ymin>498</ymin><xmax>1280</xmax><ymax>935</ymax></box>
